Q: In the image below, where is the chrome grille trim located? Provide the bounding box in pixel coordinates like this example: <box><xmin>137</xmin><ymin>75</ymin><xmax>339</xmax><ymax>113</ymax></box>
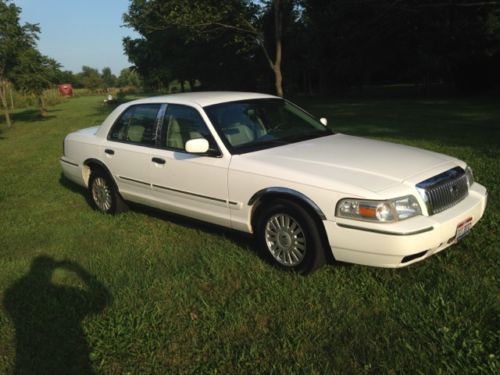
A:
<box><xmin>416</xmin><ymin>167</ymin><xmax>469</xmax><ymax>215</ymax></box>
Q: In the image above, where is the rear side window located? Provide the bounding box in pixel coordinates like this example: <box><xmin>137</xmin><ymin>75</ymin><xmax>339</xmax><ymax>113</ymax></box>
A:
<box><xmin>108</xmin><ymin>104</ymin><xmax>161</xmax><ymax>146</ymax></box>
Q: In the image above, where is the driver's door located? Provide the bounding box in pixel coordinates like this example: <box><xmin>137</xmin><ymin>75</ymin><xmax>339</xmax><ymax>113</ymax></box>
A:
<box><xmin>150</xmin><ymin>104</ymin><xmax>231</xmax><ymax>227</ymax></box>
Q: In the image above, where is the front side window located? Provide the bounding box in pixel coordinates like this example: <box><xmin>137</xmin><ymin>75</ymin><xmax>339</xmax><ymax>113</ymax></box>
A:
<box><xmin>160</xmin><ymin>104</ymin><xmax>217</xmax><ymax>152</ymax></box>
<box><xmin>108</xmin><ymin>104</ymin><xmax>161</xmax><ymax>146</ymax></box>
<box><xmin>204</xmin><ymin>99</ymin><xmax>332</xmax><ymax>154</ymax></box>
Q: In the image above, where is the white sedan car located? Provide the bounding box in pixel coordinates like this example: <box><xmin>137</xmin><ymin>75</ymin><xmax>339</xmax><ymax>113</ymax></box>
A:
<box><xmin>60</xmin><ymin>92</ymin><xmax>487</xmax><ymax>272</ymax></box>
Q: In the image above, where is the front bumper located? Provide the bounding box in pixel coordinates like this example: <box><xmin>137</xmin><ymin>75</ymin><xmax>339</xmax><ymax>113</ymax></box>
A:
<box><xmin>324</xmin><ymin>183</ymin><xmax>487</xmax><ymax>268</ymax></box>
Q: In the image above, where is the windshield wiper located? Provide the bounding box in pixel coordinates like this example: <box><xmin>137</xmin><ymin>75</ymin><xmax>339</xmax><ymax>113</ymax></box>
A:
<box><xmin>260</xmin><ymin>139</ymin><xmax>289</xmax><ymax>146</ymax></box>
<box><xmin>234</xmin><ymin>138</ymin><xmax>289</xmax><ymax>154</ymax></box>
<box><xmin>284</xmin><ymin>132</ymin><xmax>329</xmax><ymax>143</ymax></box>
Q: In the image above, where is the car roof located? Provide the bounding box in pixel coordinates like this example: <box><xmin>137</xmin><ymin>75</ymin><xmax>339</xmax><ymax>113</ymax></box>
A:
<box><xmin>127</xmin><ymin>91</ymin><xmax>279</xmax><ymax>107</ymax></box>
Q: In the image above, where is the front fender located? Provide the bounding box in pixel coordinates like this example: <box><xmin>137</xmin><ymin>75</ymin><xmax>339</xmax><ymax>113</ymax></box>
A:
<box><xmin>248</xmin><ymin>187</ymin><xmax>326</xmax><ymax>220</ymax></box>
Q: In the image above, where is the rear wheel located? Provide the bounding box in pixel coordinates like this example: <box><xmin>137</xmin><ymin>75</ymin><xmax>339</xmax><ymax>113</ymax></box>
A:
<box><xmin>256</xmin><ymin>199</ymin><xmax>326</xmax><ymax>273</ymax></box>
<box><xmin>88</xmin><ymin>168</ymin><xmax>127</xmax><ymax>214</ymax></box>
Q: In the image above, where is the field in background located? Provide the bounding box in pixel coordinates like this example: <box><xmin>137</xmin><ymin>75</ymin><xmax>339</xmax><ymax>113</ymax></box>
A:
<box><xmin>4</xmin><ymin>88</ymin><xmax>65</xmax><ymax>110</ymax></box>
<box><xmin>0</xmin><ymin>95</ymin><xmax>498</xmax><ymax>373</ymax></box>
<box><xmin>3</xmin><ymin>85</ymin><xmax>142</xmax><ymax>115</ymax></box>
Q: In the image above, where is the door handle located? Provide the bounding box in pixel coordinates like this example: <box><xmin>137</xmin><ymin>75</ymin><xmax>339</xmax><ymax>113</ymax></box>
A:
<box><xmin>152</xmin><ymin>157</ymin><xmax>166</xmax><ymax>165</ymax></box>
<box><xmin>105</xmin><ymin>149</ymin><xmax>114</xmax><ymax>155</ymax></box>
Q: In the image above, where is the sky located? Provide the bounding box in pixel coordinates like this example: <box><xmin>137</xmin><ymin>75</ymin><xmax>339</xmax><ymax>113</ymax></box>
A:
<box><xmin>14</xmin><ymin>0</ymin><xmax>139</xmax><ymax>75</ymax></box>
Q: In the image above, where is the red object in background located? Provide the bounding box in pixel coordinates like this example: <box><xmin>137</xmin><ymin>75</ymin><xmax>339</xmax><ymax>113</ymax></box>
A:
<box><xmin>58</xmin><ymin>84</ymin><xmax>73</xmax><ymax>96</ymax></box>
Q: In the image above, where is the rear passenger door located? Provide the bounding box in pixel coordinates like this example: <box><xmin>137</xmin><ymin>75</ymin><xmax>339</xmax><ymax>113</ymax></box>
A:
<box><xmin>150</xmin><ymin>104</ymin><xmax>232</xmax><ymax>227</ymax></box>
<box><xmin>104</xmin><ymin>103</ymin><xmax>162</xmax><ymax>205</ymax></box>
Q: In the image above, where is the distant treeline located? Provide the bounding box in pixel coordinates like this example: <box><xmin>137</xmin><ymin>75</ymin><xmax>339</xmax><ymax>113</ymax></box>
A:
<box><xmin>57</xmin><ymin>67</ymin><xmax>141</xmax><ymax>91</ymax></box>
<box><xmin>1</xmin><ymin>0</ymin><xmax>143</xmax><ymax>127</ymax></box>
<box><xmin>2</xmin><ymin>0</ymin><xmax>500</xmax><ymax>128</ymax></box>
<box><xmin>124</xmin><ymin>0</ymin><xmax>500</xmax><ymax>96</ymax></box>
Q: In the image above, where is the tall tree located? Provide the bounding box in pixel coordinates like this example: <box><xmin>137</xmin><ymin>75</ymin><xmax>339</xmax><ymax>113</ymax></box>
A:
<box><xmin>124</xmin><ymin>23</ymin><xmax>261</xmax><ymax>92</ymax></box>
<box><xmin>78</xmin><ymin>66</ymin><xmax>103</xmax><ymax>91</ymax></box>
<box><xmin>117</xmin><ymin>68</ymin><xmax>141</xmax><ymax>88</ymax></box>
<box><xmin>0</xmin><ymin>0</ymin><xmax>39</xmax><ymax>127</ymax></box>
<box><xmin>54</xmin><ymin>70</ymin><xmax>79</xmax><ymax>86</ymax></box>
<box><xmin>300</xmin><ymin>0</ymin><xmax>500</xmax><ymax>93</ymax></box>
<box><xmin>101</xmin><ymin>67</ymin><xmax>117</xmax><ymax>88</ymax></box>
<box><xmin>124</xmin><ymin>0</ymin><xmax>291</xmax><ymax>96</ymax></box>
<box><xmin>12</xmin><ymin>50</ymin><xmax>60</xmax><ymax>116</ymax></box>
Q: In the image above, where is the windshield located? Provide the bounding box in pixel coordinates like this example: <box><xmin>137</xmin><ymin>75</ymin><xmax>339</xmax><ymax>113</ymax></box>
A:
<box><xmin>204</xmin><ymin>99</ymin><xmax>332</xmax><ymax>154</ymax></box>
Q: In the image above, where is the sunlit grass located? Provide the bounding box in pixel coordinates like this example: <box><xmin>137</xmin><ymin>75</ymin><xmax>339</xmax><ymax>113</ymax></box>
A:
<box><xmin>0</xmin><ymin>95</ymin><xmax>498</xmax><ymax>373</ymax></box>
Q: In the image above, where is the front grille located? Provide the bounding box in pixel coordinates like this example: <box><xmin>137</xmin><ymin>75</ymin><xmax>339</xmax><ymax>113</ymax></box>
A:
<box><xmin>417</xmin><ymin>167</ymin><xmax>469</xmax><ymax>215</ymax></box>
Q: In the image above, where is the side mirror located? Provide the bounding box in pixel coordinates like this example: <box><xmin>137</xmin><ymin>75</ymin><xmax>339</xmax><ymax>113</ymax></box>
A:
<box><xmin>185</xmin><ymin>138</ymin><xmax>209</xmax><ymax>154</ymax></box>
<box><xmin>320</xmin><ymin>117</ymin><xmax>328</xmax><ymax>126</ymax></box>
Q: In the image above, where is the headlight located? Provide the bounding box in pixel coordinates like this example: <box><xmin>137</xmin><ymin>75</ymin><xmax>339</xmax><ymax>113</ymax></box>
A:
<box><xmin>336</xmin><ymin>195</ymin><xmax>422</xmax><ymax>223</ymax></box>
<box><xmin>465</xmin><ymin>166</ymin><xmax>474</xmax><ymax>187</ymax></box>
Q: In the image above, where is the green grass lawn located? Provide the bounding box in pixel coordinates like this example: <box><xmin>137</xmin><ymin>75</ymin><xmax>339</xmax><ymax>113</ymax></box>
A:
<box><xmin>0</xmin><ymin>95</ymin><xmax>498</xmax><ymax>373</ymax></box>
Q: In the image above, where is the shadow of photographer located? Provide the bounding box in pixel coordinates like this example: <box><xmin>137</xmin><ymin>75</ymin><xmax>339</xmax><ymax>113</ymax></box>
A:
<box><xmin>3</xmin><ymin>256</ymin><xmax>112</xmax><ymax>374</ymax></box>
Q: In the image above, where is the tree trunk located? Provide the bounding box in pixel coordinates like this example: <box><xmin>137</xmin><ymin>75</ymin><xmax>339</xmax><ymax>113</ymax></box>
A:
<box><xmin>273</xmin><ymin>0</ymin><xmax>284</xmax><ymax>97</ymax></box>
<box><xmin>319</xmin><ymin>66</ymin><xmax>328</xmax><ymax>94</ymax></box>
<box><xmin>189</xmin><ymin>79</ymin><xmax>196</xmax><ymax>91</ymax></box>
<box><xmin>273</xmin><ymin>61</ymin><xmax>283</xmax><ymax>97</ymax></box>
<box><xmin>38</xmin><ymin>95</ymin><xmax>47</xmax><ymax>117</ymax></box>
<box><xmin>9</xmin><ymin>84</ymin><xmax>14</xmax><ymax>110</ymax></box>
<box><xmin>0</xmin><ymin>81</ymin><xmax>13</xmax><ymax>128</ymax></box>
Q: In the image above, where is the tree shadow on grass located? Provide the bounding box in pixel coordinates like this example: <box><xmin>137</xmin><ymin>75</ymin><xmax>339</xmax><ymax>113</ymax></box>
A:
<box><xmin>3</xmin><ymin>256</ymin><xmax>111</xmax><ymax>374</ymax></box>
<box><xmin>12</xmin><ymin>108</ymin><xmax>59</xmax><ymax>123</ymax></box>
<box><xmin>58</xmin><ymin>175</ymin><xmax>338</xmax><ymax>269</ymax></box>
<box><xmin>58</xmin><ymin>174</ymin><xmax>256</xmax><ymax>258</ymax></box>
<box><xmin>124</xmin><ymin>204</ymin><xmax>343</xmax><ymax>268</ymax></box>
<box><xmin>304</xmin><ymin>99</ymin><xmax>500</xmax><ymax>154</ymax></box>
<box><xmin>59</xmin><ymin>175</ymin><xmax>93</xmax><ymax>207</ymax></box>
<box><xmin>85</xmin><ymin>102</ymin><xmax>120</xmax><ymax>120</ymax></box>
<box><xmin>0</xmin><ymin>114</ymin><xmax>8</xmax><ymax>132</ymax></box>
<box><xmin>135</xmin><ymin>203</ymin><xmax>255</xmax><ymax>250</ymax></box>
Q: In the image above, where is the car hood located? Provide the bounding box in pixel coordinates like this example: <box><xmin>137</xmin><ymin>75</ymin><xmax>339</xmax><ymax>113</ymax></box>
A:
<box><xmin>232</xmin><ymin>134</ymin><xmax>459</xmax><ymax>195</ymax></box>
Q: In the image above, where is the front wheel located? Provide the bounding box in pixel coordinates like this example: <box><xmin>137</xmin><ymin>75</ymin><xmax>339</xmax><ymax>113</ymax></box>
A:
<box><xmin>256</xmin><ymin>199</ymin><xmax>326</xmax><ymax>273</ymax></box>
<box><xmin>88</xmin><ymin>169</ymin><xmax>127</xmax><ymax>214</ymax></box>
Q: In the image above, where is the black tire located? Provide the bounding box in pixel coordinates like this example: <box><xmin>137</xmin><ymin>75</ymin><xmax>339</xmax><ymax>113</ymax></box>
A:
<box><xmin>256</xmin><ymin>199</ymin><xmax>326</xmax><ymax>274</ymax></box>
<box><xmin>88</xmin><ymin>168</ymin><xmax>128</xmax><ymax>214</ymax></box>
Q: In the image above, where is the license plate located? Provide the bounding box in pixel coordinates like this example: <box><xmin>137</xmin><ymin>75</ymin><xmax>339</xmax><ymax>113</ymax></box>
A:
<box><xmin>456</xmin><ymin>217</ymin><xmax>473</xmax><ymax>241</ymax></box>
